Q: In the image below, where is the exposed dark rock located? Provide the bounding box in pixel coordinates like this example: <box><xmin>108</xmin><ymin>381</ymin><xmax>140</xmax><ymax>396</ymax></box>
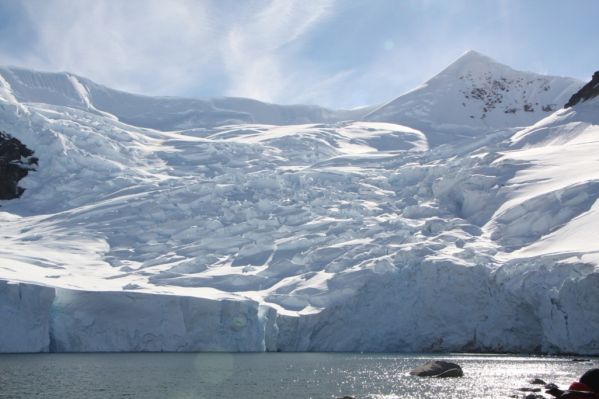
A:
<box><xmin>565</xmin><ymin>71</ymin><xmax>599</xmax><ymax>108</ymax></box>
<box><xmin>0</xmin><ymin>131</ymin><xmax>37</xmax><ymax>200</ymax></box>
<box><xmin>545</xmin><ymin>383</ymin><xmax>563</xmax><ymax>398</ymax></box>
<box><xmin>529</xmin><ymin>378</ymin><xmax>547</xmax><ymax>385</ymax></box>
<box><xmin>409</xmin><ymin>360</ymin><xmax>464</xmax><ymax>378</ymax></box>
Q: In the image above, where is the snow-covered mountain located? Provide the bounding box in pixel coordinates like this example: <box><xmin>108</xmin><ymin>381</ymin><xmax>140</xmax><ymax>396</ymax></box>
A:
<box><xmin>0</xmin><ymin>66</ymin><xmax>370</xmax><ymax>131</ymax></box>
<box><xmin>0</xmin><ymin>54</ymin><xmax>597</xmax><ymax>355</ymax></box>
<box><xmin>366</xmin><ymin>50</ymin><xmax>582</xmax><ymax>145</ymax></box>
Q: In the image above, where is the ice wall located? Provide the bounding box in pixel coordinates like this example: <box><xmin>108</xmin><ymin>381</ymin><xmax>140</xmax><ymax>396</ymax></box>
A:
<box><xmin>49</xmin><ymin>289</ymin><xmax>268</xmax><ymax>352</ymax></box>
<box><xmin>275</xmin><ymin>260</ymin><xmax>599</xmax><ymax>355</ymax></box>
<box><xmin>1</xmin><ymin>268</ymin><xmax>598</xmax><ymax>354</ymax></box>
<box><xmin>0</xmin><ymin>281</ymin><xmax>54</xmax><ymax>352</ymax></box>
<box><xmin>0</xmin><ymin>281</ymin><xmax>274</xmax><ymax>352</ymax></box>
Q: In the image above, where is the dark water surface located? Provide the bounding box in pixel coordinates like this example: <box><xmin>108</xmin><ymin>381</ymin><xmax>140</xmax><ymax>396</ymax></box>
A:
<box><xmin>0</xmin><ymin>353</ymin><xmax>596</xmax><ymax>398</ymax></box>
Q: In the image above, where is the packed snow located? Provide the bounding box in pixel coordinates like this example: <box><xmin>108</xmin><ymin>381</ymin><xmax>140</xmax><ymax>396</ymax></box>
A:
<box><xmin>0</xmin><ymin>52</ymin><xmax>597</xmax><ymax>354</ymax></box>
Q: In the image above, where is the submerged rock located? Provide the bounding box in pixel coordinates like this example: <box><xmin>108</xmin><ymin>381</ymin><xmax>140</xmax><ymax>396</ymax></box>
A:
<box><xmin>0</xmin><ymin>131</ymin><xmax>37</xmax><ymax>200</ymax></box>
<box><xmin>410</xmin><ymin>360</ymin><xmax>464</xmax><ymax>378</ymax></box>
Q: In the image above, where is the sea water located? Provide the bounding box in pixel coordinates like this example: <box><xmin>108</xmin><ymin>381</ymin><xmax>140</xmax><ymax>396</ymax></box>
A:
<box><xmin>0</xmin><ymin>353</ymin><xmax>596</xmax><ymax>398</ymax></box>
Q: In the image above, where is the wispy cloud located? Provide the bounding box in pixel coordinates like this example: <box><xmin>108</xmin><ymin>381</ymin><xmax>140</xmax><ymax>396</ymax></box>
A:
<box><xmin>0</xmin><ymin>0</ymin><xmax>595</xmax><ymax>108</ymax></box>
<box><xmin>222</xmin><ymin>0</ymin><xmax>335</xmax><ymax>101</ymax></box>
<box><xmin>1</xmin><ymin>0</ymin><xmax>335</xmax><ymax>101</ymax></box>
<box><xmin>12</xmin><ymin>0</ymin><xmax>218</xmax><ymax>94</ymax></box>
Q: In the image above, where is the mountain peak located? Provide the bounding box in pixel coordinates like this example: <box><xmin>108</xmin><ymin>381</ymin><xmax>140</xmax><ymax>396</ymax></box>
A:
<box><xmin>434</xmin><ymin>50</ymin><xmax>507</xmax><ymax>80</ymax></box>
<box><xmin>366</xmin><ymin>52</ymin><xmax>583</xmax><ymax>143</ymax></box>
<box><xmin>456</xmin><ymin>49</ymin><xmax>496</xmax><ymax>63</ymax></box>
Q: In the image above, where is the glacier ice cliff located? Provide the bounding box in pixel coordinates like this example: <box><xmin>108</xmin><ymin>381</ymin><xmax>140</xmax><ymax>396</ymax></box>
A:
<box><xmin>0</xmin><ymin>281</ymin><xmax>54</xmax><ymax>352</ymax></box>
<box><xmin>0</xmin><ymin>53</ymin><xmax>598</xmax><ymax>354</ymax></box>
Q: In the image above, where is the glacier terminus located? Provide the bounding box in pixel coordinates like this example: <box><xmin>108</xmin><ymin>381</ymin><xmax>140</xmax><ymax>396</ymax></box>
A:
<box><xmin>0</xmin><ymin>51</ymin><xmax>598</xmax><ymax>355</ymax></box>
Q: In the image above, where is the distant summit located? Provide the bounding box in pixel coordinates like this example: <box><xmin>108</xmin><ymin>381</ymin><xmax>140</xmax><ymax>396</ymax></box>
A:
<box><xmin>366</xmin><ymin>50</ymin><xmax>582</xmax><ymax>144</ymax></box>
<box><xmin>565</xmin><ymin>71</ymin><xmax>599</xmax><ymax>107</ymax></box>
<box><xmin>440</xmin><ymin>49</ymin><xmax>501</xmax><ymax>73</ymax></box>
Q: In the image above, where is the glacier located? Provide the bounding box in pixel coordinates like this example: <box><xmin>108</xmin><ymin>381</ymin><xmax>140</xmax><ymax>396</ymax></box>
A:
<box><xmin>0</xmin><ymin>51</ymin><xmax>598</xmax><ymax>354</ymax></box>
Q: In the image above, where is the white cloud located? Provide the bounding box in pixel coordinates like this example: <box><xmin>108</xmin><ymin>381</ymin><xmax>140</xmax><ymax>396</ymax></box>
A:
<box><xmin>16</xmin><ymin>0</ymin><xmax>218</xmax><ymax>94</ymax></box>
<box><xmin>5</xmin><ymin>0</ymin><xmax>335</xmax><ymax>102</ymax></box>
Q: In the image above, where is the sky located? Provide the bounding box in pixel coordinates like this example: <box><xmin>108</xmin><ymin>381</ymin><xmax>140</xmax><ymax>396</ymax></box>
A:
<box><xmin>0</xmin><ymin>0</ymin><xmax>598</xmax><ymax>109</ymax></box>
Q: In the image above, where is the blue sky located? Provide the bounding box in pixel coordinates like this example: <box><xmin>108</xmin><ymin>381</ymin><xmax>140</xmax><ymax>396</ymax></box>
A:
<box><xmin>0</xmin><ymin>0</ymin><xmax>597</xmax><ymax>108</ymax></box>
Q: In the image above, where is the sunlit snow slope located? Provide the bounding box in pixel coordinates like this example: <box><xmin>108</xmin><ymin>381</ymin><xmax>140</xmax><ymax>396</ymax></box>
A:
<box><xmin>0</xmin><ymin>54</ymin><xmax>597</xmax><ymax>354</ymax></box>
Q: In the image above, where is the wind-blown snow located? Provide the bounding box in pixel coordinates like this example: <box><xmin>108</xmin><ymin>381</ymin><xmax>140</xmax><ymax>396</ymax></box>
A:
<box><xmin>0</xmin><ymin>54</ymin><xmax>597</xmax><ymax>354</ymax></box>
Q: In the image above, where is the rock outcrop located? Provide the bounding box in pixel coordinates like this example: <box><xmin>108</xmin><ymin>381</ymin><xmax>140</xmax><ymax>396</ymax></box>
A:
<box><xmin>565</xmin><ymin>71</ymin><xmax>599</xmax><ymax>107</ymax></box>
<box><xmin>0</xmin><ymin>131</ymin><xmax>37</xmax><ymax>200</ymax></box>
<box><xmin>410</xmin><ymin>360</ymin><xmax>464</xmax><ymax>378</ymax></box>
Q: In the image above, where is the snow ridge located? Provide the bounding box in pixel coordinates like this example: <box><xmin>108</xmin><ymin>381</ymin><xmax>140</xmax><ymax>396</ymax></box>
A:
<box><xmin>0</xmin><ymin>66</ymin><xmax>371</xmax><ymax>131</ymax></box>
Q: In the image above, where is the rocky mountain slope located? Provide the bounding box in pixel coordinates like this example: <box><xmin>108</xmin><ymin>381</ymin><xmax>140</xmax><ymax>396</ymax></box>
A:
<box><xmin>0</xmin><ymin>53</ymin><xmax>597</xmax><ymax>354</ymax></box>
<box><xmin>0</xmin><ymin>131</ymin><xmax>37</xmax><ymax>200</ymax></box>
<box><xmin>565</xmin><ymin>70</ymin><xmax>599</xmax><ymax>107</ymax></box>
<box><xmin>366</xmin><ymin>51</ymin><xmax>582</xmax><ymax>145</ymax></box>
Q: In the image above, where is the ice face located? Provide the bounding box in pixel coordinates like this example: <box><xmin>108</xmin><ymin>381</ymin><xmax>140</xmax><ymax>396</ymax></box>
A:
<box><xmin>0</xmin><ymin>281</ymin><xmax>54</xmax><ymax>352</ymax></box>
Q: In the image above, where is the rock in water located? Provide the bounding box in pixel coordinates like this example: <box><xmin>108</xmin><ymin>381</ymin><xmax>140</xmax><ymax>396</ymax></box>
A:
<box><xmin>565</xmin><ymin>71</ymin><xmax>599</xmax><ymax>107</ymax></box>
<box><xmin>528</xmin><ymin>378</ymin><xmax>547</xmax><ymax>385</ymax></box>
<box><xmin>410</xmin><ymin>360</ymin><xmax>464</xmax><ymax>378</ymax></box>
<box><xmin>0</xmin><ymin>131</ymin><xmax>37</xmax><ymax>200</ymax></box>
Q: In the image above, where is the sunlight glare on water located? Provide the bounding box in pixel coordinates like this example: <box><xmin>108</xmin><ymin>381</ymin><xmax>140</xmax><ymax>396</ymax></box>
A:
<box><xmin>0</xmin><ymin>353</ymin><xmax>596</xmax><ymax>399</ymax></box>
